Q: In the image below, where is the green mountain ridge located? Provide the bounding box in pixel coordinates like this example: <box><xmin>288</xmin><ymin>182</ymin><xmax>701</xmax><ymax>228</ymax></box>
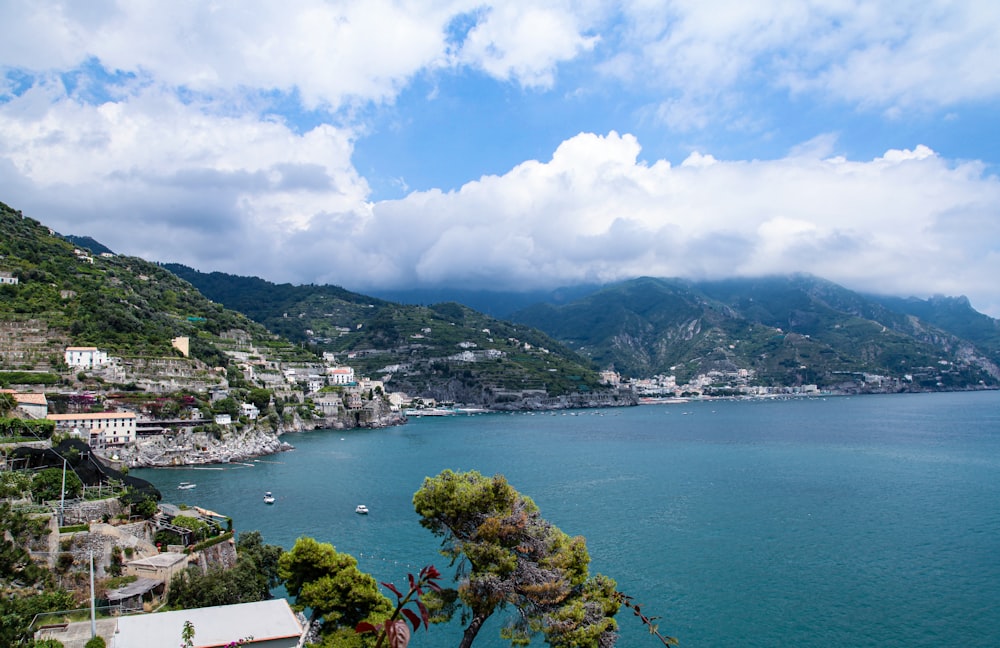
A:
<box><xmin>511</xmin><ymin>275</ymin><xmax>1000</xmax><ymax>390</ymax></box>
<box><xmin>163</xmin><ymin>264</ymin><xmax>610</xmax><ymax>403</ymax></box>
<box><xmin>0</xmin><ymin>201</ymin><xmax>314</xmax><ymax>373</ymax></box>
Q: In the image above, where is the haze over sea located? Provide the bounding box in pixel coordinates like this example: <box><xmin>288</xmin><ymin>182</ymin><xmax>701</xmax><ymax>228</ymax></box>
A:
<box><xmin>133</xmin><ymin>391</ymin><xmax>1000</xmax><ymax>647</ymax></box>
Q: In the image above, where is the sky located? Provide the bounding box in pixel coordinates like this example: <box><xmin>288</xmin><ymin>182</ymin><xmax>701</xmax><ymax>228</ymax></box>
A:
<box><xmin>2</xmin><ymin>1</ymin><xmax>1000</xmax><ymax>317</ymax></box>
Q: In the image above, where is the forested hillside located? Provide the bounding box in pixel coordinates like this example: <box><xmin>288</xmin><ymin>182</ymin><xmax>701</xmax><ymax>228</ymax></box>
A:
<box><xmin>164</xmin><ymin>264</ymin><xmax>611</xmax><ymax>402</ymax></box>
<box><xmin>0</xmin><ymin>201</ymin><xmax>310</xmax><ymax>371</ymax></box>
<box><xmin>512</xmin><ymin>275</ymin><xmax>1000</xmax><ymax>389</ymax></box>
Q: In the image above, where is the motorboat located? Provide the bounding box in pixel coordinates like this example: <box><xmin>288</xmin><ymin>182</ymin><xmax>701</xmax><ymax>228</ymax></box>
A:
<box><xmin>264</xmin><ymin>491</ymin><xmax>275</xmax><ymax>504</ymax></box>
<box><xmin>355</xmin><ymin>504</ymin><xmax>369</xmax><ymax>514</ymax></box>
<box><xmin>177</xmin><ymin>482</ymin><xmax>196</xmax><ymax>490</ymax></box>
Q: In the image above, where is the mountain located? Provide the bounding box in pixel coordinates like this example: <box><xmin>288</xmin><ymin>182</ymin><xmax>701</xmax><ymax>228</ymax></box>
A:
<box><xmin>163</xmin><ymin>264</ymin><xmax>612</xmax><ymax>403</ymax></box>
<box><xmin>61</xmin><ymin>234</ymin><xmax>115</xmax><ymax>256</ymax></box>
<box><xmin>511</xmin><ymin>275</ymin><xmax>1000</xmax><ymax>390</ymax></box>
<box><xmin>0</xmin><ymin>201</ymin><xmax>310</xmax><ymax>371</ymax></box>
<box><xmin>367</xmin><ymin>285</ymin><xmax>602</xmax><ymax>319</ymax></box>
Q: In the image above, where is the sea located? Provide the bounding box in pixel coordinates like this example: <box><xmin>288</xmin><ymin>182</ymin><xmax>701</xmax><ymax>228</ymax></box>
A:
<box><xmin>132</xmin><ymin>390</ymin><xmax>1000</xmax><ymax>648</ymax></box>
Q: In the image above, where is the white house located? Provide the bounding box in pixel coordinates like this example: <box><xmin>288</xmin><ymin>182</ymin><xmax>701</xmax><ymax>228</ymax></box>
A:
<box><xmin>47</xmin><ymin>411</ymin><xmax>136</xmax><ymax>447</ymax></box>
<box><xmin>240</xmin><ymin>403</ymin><xmax>259</xmax><ymax>420</ymax></box>
<box><xmin>326</xmin><ymin>365</ymin><xmax>355</xmax><ymax>385</ymax></box>
<box><xmin>64</xmin><ymin>346</ymin><xmax>109</xmax><ymax>369</ymax></box>
<box><xmin>214</xmin><ymin>413</ymin><xmax>232</xmax><ymax>426</ymax></box>
<box><xmin>0</xmin><ymin>271</ymin><xmax>17</xmax><ymax>285</ymax></box>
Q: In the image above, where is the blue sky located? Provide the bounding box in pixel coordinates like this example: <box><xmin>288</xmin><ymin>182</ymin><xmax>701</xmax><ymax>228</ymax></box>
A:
<box><xmin>2</xmin><ymin>1</ymin><xmax>1000</xmax><ymax>316</ymax></box>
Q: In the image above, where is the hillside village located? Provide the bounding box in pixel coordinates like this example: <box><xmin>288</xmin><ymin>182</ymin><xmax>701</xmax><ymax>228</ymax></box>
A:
<box><xmin>5</xmin><ymin>339</ymin><xmax>408</xmax><ymax>469</ymax></box>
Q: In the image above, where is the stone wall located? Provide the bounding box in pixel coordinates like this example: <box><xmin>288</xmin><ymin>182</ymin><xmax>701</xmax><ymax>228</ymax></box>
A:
<box><xmin>0</xmin><ymin>318</ymin><xmax>68</xmax><ymax>370</ymax></box>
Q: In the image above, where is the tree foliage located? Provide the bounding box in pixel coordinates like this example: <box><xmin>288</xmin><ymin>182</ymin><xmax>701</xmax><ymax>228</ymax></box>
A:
<box><xmin>0</xmin><ymin>392</ymin><xmax>16</xmax><ymax>416</ymax></box>
<box><xmin>167</xmin><ymin>533</ymin><xmax>284</xmax><ymax>610</ymax></box>
<box><xmin>31</xmin><ymin>467</ymin><xmax>82</xmax><ymax>502</ymax></box>
<box><xmin>412</xmin><ymin>470</ymin><xmax>619</xmax><ymax>648</ymax></box>
<box><xmin>278</xmin><ymin>537</ymin><xmax>392</xmax><ymax>638</ymax></box>
<box><xmin>0</xmin><ymin>503</ymin><xmax>73</xmax><ymax>646</ymax></box>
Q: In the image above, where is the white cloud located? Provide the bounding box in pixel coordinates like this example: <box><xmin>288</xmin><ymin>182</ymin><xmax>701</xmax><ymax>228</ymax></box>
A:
<box><xmin>608</xmin><ymin>0</ymin><xmax>1000</xmax><ymax>127</ymax></box>
<box><xmin>0</xmin><ymin>0</ymin><xmax>601</xmax><ymax>109</ymax></box>
<box><xmin>0</xmin><ymin>79</ymin><xmax>370</xmax><ymax>279</ymax></box>
<box><xmin>455</xmin><ymin>1</ymin><xmax>602</xmax><ymax>88</ymax></box>
<box><xmin>2</xmin><ymin>1</ymin><xmax>999</xmax><ymax>319</ymax></box>
<box><xmin>334</xmin><ymin>132</ymin><xmax>1000</xmax><ymax>316</ymax></box>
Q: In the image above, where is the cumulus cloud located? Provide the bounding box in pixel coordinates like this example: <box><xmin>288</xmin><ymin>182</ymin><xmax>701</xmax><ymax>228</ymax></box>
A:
<box><xmin>334</xmin><ymin>132</ymin><xmax>1000</xmax><ymax>316</ymax></box>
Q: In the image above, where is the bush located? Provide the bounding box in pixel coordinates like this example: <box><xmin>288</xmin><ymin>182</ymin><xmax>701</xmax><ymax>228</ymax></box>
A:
<box><xmin>85</xmin><ymin>636</ymin><xmax>106</xmax><ymax>648</ymax></box>
<box><xmin>33</xmin><ymin>468</ymin><xmax>82</xmax><ymax>502</ymax></box>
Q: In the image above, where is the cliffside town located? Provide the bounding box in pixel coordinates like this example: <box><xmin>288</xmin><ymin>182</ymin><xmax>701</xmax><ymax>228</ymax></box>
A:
<box><xmin>5</xmin><ymin>337</ymin><xmax>407</xmax><ymax>468</ymax></box>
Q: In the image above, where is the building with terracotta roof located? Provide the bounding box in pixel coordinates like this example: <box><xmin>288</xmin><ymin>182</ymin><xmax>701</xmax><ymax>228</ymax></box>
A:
<box><xmin>47</xmin><ymin>411</ymin><xmax>137</xmax><ymax>447</ymax></box>
<box><xmin>1</xmin><ymin>389</ymin><xmax>48</xmax><ymax>419</ymax></box>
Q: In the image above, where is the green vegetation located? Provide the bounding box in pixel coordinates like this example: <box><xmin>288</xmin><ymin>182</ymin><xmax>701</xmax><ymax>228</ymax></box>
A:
<box><xmin>168</xmin><ymin>531</ymin><xmax>283</xmax><ymax>609</ymax></box>
<box><xmin>0</xmin><ymin>202</ymin><xmax>311</xmax><ymax>371</ymax></box>
<box><xmin>32</xmin><ymin>467</ymin><xmax>82</xmax><ymax>502</ymax></box>
<box><xmin>166</xmin><ymin>264</ymin><xmax>609</xmax><ymax>403</ymax></box>
<box><xmin>0</xmin><ymin>502</ymin><xmax>75</xmax><ymax>646</ymax></box>
<box><xmin>278</xmin><ymin>536</ymin><xmax>393</xmax><ymax>646</ymax></box>
<box><xmin>0</xmin><ymin>371</ymin><xmax>61</xmax><ymax>385</ymax></box>
<box><xmin>512</xmin><ymin>275</ymin><xmax>1000</xmax><ymax>388</ymax></box>
<box><xmin>413</xmin><ymin>470</ymin><xmax>621</xmax><ymax>648</ymax></box>
<box><xmin>1</xmin><ymin>417</ymin><xmax>55</xmax><ymax>439</ymax></box>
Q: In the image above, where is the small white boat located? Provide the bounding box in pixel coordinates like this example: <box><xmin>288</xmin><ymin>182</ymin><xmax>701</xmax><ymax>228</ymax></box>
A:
<box><xmin>355</xmin><ymin>504</ymin><xmax>369</xmax><ymax>514</ymax></box>
<box><xmin>264</xmin><ymin>491</ymin><xmax>275</xmax><ymax>504</ymax></box>
<box><xmin>178</xmin><ymin>482</ymin><xmax>196</xmax><ymax>490</ymax></box>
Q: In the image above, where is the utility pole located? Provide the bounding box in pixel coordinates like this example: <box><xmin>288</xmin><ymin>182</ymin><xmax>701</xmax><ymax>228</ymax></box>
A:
<box><xmin>90</xmin><ymin>551</ymin><xmax>97</xmax><ymax>638</ymax></box>
<box><xmin>60</xmin><ymin>457</ymin><xmax>67</xmax><ymax>527</ymax></box>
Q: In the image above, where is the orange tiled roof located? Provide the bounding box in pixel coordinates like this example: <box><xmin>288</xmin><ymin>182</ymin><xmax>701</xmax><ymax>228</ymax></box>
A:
<box><xmin>48</xmin><ymin>412</ymin><xmax>136</xmax><ymax>421</ymax></box>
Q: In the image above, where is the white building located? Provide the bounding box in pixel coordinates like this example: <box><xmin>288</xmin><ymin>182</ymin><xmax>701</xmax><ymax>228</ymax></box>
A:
<box><xmin>37</xmin><ymin>598</ymin><xmax>305</xmax><ymax>648</ymax></box>
<box><xmin>214</xmin><ymin>413</ymin><xmax>232</xmax><ymax>426</ymax></box>
<box><xmin>326</xmin><ymin>365</ymin><xmax>355</xmax><ymax>385</ymax></box>
<box><xmin>240</xmin><ymin>403</ymin><xmax>259</xmax><ymax>420</ymax></box>
<box><xmin>47</xmin><ymin>411</ymin><xmax>137</xmax><ymax>447</ymax></box>
<box><xmin>0</xmin><ymin>271</ymin><xmax>17</xmax><ymax>285</ymax></box>
<box><xmin>64</xmin><ymin>346</ymin><xmax>109</xmax><ymax>369</ymax></box>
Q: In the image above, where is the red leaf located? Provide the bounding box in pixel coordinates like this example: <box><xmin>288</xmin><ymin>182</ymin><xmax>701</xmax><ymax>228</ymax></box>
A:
<box><xmin>427</xmin><ymin>580</ymin><xmax>443</xmax><ymax>592</ymax></box>
<box><xmin>355</xmin><ymin>622</ymin><xmax>377</xmax><ymax>634</ymax></box>
<box><xmin>382</xmin><ymin>581</ymin><xmax>403</xmax><ymax>598</ymax></box>
<box><xmin>408</xmin><ymin>573</ymin><xmax>416</xmax><ymax>590</ymax></box>
<box><xmin>416</xmin><ymin>600</ymin><xmax>430</xmax><ymax>626</ymax></box>
<box><xmin>386</xmin><ymin>619</ymin><xmax>411</xmax><ymax>648</ymax></box>
<box><xmin>401</xmin><ymin>607</ymin><xmax>421</xmax><ymax>631</ymax></box>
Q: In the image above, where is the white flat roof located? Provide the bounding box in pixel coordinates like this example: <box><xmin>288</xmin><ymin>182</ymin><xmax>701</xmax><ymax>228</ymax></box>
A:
<box><xmin>112</xmin><ymin>598</ymin><xmax>302</xmax><ymax>648</ymax></box>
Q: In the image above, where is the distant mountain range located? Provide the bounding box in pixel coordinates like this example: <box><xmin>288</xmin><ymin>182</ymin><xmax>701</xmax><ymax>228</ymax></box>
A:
<box><xmin>509</xmin><ymin>275</ymin><xmax>1000</xmax><ymax>388</ymax></box>
<box><xmin>8</xmin><ymin>198</ymin><xmax>999</xmax><ymax>396</ymax></box>
<box><xmin>169</xmin><ymin>262</ymin><xmax>1000</xmax><ymax>391</ymax></box>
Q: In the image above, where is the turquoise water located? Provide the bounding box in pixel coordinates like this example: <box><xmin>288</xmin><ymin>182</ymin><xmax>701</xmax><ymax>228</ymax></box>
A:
<box><xmin>133</xmin><ymin>391</ymin><xmax>1000</xmax><ymax>647</ymax></box>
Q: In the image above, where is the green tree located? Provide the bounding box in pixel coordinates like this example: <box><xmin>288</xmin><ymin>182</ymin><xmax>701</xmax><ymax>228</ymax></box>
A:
<box><xmin>168</xmin><ymin>532</ymin><xmax>282</xmax><ymax>611</ymax></box>
<box><xmin>211</xmin><ymin>396</ymin><xmax>240</xmax><ymax>419</ymax></box>
<box><xmin>170</xmin><ymin>515</ymin><xmax>213</xmax><ymax>543</ymax></box>
<box><xmin>413</xmin><ymin>470</ymin><xmax>620</xmax><ymax>648</ymax></box>
<box><xmin>236</xmin><ymin>531</ymin><xmax>284</xmax><ymax>592</ymax></box>
<box><xmin>247</xmin><ymin>388</ymin><xmax>272</xmax><ymax>412</ymax></box>
<box><xmin>277</xmin><ymin>537</ymin><xmax>392</xmax><ymax>639</ymax></box>
<box><xmin>31</xmin><ymin>467</ymin><xmax>82</xmax><ymax>502</ymax></box>
<box><xmin>0</xmin><ymin>392</ymin><xmax>16</xmax><ymax>417</ymax></box>
<box><xmin>168</xmin><ymin>562</ymin><xmax>267</xmax><ymax>609</ymax></box>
